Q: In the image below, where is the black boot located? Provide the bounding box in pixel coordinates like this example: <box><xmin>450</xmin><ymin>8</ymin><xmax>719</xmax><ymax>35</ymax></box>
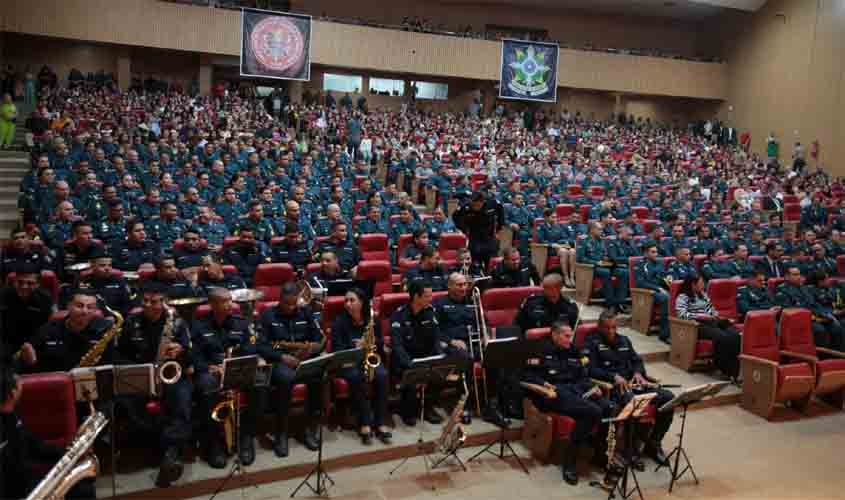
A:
<box><xmin>644</xmin><ymin>440</ymin><xmax>668</xmax><ymax>466</ymax></box>
<box><xmin>239</xmin><ymin>434</ymin><xmax>255</xmax><ymax>466</ymax></box>
<box><xmin>482</xmin><ymin>402</ymin><xmax>509</xmax><ymax>428</ymax></box>
<box><xmin>303</xmin><ymin>424</ymin><xmax>321</xmax><ymax>451</ymax></box>
<box><xmin>156</xmin><ymin>447</ymin><xmax>184</xmax><ymax>487</ymax></box>
<box><xmin>561</xmin><ymin>442</ymin><xmax>578</xmax><ymax>485</ymax></box>
<box><xmin>273</xmin><ymin>416</ymin><xmax>289</xmax><ymax>458</ymax></box>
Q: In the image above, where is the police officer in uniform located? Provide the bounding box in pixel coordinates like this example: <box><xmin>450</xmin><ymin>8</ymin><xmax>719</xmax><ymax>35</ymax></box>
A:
<box><xmin>115</xmin><ymin>283</ymin><xmax>191</xmax><ymax>487</ymax></box>
<box><xmin>356</xmin><ymin>205</ymin><xmax>390</xmax><ymax>238</ymax></box>
<box><xmin>147</xmin><ymin>256</ymin><xmax>203</xmax><ymax>300</ymax></box>
<box><xmin>515</xmin><ymin>273</ymin><xmax>579</xmax><ymax>333</ymax></box>
<box><xmin>197</xmin><ymin>256</ymin><xmax>247</xmax><ymax>294</ymax></box>
<box><xmin>270</xmin><ymin>224</ymin><xmax>312</xmax><ymax>272</ymax></box>
<box><xmin>331</xmin><ymin>288</ymin><xmax>392</xmax><ymax>445</ymax></box>
<box><xmin>173</xmin><ymin>228</ymin><xmax>210</xmax><ymax>269</ymax></box>
<box><xmin>585</xmin><ymin>311</ymin><xmax>673</xmax><ymax>466</ymax></box>
<box><xmin>111</xmin><ymin>220</ymin><xmax>159</xmax><ymax>272</ymax></box>
<box><xmin>400</xmin><ymin>228</ymin><xmax>431</xmax><ymax>262</ymax></box>
<box><xmin>737</xmin><ymin>269</ymin><xmax>780</xmax><ymax>317</ymax></box>
<box><xmin>490</xmin><ymin>248</ymin><xmax>540</xmax><ymax>288</ymax></box>
<box><xmin>667</xmin><ymin>247</ymin><xmax>698</xmax><ymax>281</ymax></box>
<box><xmin>0</xmin><ymin>265</ymin><xmax>55</xmax><ymax>355</ymax></box>
<box><xmin>390</xmin><ymin>280</ymin><xmax>445</xmax><ymax>426</ymax></box>
<box><xmin>57</xmin><ymin>221</ymin><xmax>105</xmax><ymax>282</ymax></box>
<box><xmin>576</xmin><ymin>222</ymin><xmax>628</xmax><ymax>312</ymax></box>
<box><xmin>256</xmin><ymin>283</ymin><xmax>324</xmax><ymax>457</ymax></box>
<box><xmin>523</xmin><ymin>322</ymin><xmax>613</xmax><ymax>485</ymax></box>
<box><xmin>65</xmin><ymin>252</ymin><xmax>132</xmax><ymax>315</ymax></box>
<box><xmin>94</xmin><ymin>200</ymin><xmax>128</xmax><ymax>250</ymax></box>
<box><xmin>315</xmin><ymin>221</ymin><xmax>361</xmax><ymax>273</ymax></box>
<box><xmin>805</xmin><ymin>243</ymin><xmax>837</xmax><ymax>277</ymax></box>
<box><xmin>222</xmin><ymin>227</ymin><xmax>270</xmax><ymax>287</ymax></box>
<box><xmin>403</xmin><ymin>246</ymin><xmax>448</xmax><ymax>291</ymax></box>
<box><xmin>0</xmin><ymin>227</ymin><xmax>50</xmax><ymax>281</ymax></box>
<box><xmin>453</xmin><ymin>191</ymin><xmax>504</xmax><ymax>269</ymax></box>
<box><xmin>505</xmin><ymin>193</ymin><xmax>534</xmax><ymax>255</ymax></box>
<box><xmin>24</xmin><ymin>290</ymin><xmax>114</xmax><ymax>373</ymax></box>
<box><xmin>150</xmin><ymin>202</ymin><xmax>187</xmax><ymax>252</ymax></box>
<box><xmin>775</xmin><ymin>265</ymin><xmax>845</xmax><ymax>349</ymax></box>
<box><xmin>633</xmin><ymin>244</ymin><xmax>671</xmax><ymax>342</ymax></box>
<box><xmin>239</xmin><ymin>201</ymin><xmax>275</xmax><ymax>243</ymax></box>
<box><xmin>190</xmin><ymin>288</ymin><xmax>261</xmax><ymax>468</ymax></box>
<box><xmin>608</xmin><ymin>226</ymin><xmax>639</xmax><ymax>312</ymax></box>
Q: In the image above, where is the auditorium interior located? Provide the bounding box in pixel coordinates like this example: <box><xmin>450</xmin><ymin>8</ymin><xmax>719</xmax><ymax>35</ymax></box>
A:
<box><xmin>2</xmin><ymin>0</ymin><xmax>845</xmax><ymax>499</ymax></box>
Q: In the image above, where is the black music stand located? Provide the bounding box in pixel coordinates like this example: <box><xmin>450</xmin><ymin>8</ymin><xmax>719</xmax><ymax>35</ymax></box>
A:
<box><xmin>655</xmin><ymin>382</ymin><xmax>729</xmax><ymax>493</ymax></box>
<box><xmin>210</xmin><ymin>355</ymin><xmax>259</xmax><ymax>500</ymax></box>
<box><xmin>389</xmin><ymin>354</ymin><xmax>469</xmax><ymax>488</ymax></box>
<box><xmin>291</xmin><ymin>349</ymin><xmax>363</xmax><ymax>498</ymax></box>
<box><xmin>604</xmin><ymin>393</ymin><xmax>657</xmax><ymax>500</ymax></box>
<box><xmin>467</xmin><ymin>337</ymin><xmax>545</xmax><ymax>474</ymax></box>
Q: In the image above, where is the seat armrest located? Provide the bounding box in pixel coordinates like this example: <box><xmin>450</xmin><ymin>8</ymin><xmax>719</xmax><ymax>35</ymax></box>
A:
<box><xmin>574</xmin><ymin>262</ymin><xmax>595</xmax><ymax>270</ymax></box>
<box><xmin>669</xmin><ymin>317</ymin><xmax>698</xmax><ymax>327</ymax></box>
<box><xmin>817</xmin><ymin>347</ymin><xmax>845</xmax><ymax>358</ymax></box>
<box><xmin>780</xmin><ymin>350</ymin><xmax>819</xmax><ymax>364</ymax></box>
<box><xmin>630</xmin><ymin>287</ymin><xmax>655</xmax><ymax>296</ymax></box>
<box><xmin>739</xmin><ymin>354</ymin><xmax>779</xmax><ymax>368</ymax></box>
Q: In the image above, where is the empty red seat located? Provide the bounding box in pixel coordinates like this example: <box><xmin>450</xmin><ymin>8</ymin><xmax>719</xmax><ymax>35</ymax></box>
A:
<box><xmin>19</xmin><ymin>372</ymin><xmax>78</xmax><ymax>450</ymax></box>
<box><xmin>356</xmin><ymin>260</ymin><xmax>393</xmax><ymax>297</ymax></box>
<box><xmin>253</xmin><ymin>263</ymin><xmax>296</xmax><ymax>302</ymax></box>
<box><xmin>358</xmin><ymin>234</ymin><xmax>390</xmax><ymax>261</ymax></box>
<box><xmin>779</xmin><ymin>308</ymin><xmax>845</xmax><ymax>406</ymax></box>
<box><xmin>555</xmin><ymin>204</ymin><xmax>575</xmax><ymax>218</ymax></box>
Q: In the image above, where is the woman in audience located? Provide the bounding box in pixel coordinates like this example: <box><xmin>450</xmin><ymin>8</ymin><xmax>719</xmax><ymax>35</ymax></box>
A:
<box><xmin>675</xmin><ymin>275</ymin><xmax>742</xmax><ymax>382</ymax></box>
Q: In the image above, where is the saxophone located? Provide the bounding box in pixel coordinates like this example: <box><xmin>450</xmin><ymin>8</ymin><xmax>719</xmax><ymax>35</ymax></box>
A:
<box><xmin>26</xmin><ymin>408</ymin><xmax>108</xmax><ymax>500</ymax></box>
<box><xmin>212</xmin><ymin>347</ymin><xmax>237</xmax><ymax>454</ymax></box>
<box><xmin>155</xmin><ymin>306</ymin><xmax>182</xmax><ymax>390</ymax></box>
<box><xmin>77</xmin><ymin>301</ymin><xmax>124</xmax><ymax>368</ymax></box>
<box><xmin>362</xmin><ymin>303</ymin><xmax>381</xmax><ymax>382</ymax></box>
<box><xmin>437</xmin><ymin>376</ymin><xmax>469</xmax><ymax>455</ymax></box>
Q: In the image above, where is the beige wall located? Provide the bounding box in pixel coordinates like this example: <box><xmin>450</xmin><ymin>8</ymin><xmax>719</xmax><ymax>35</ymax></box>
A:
<box><xmin>298</xmin><ymin>0</ymin><xmax>709</xmax><ymax>58</ymax></box>
<box><xmin>1</xmin><ymin>32</ymin><xmax>118</xmax><ymax>81</ymax></box>
<box><xmin>715</xmin><ymin>0</ymin><xmax>845</xmax><ymax>175</ymax></box>
<box><xmin>1</xmin><ymin>0</ymin><xmax>727</xmax><ymax>100</ymax></box>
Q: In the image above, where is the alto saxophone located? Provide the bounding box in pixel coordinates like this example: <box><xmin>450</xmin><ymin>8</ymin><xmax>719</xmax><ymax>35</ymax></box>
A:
<box><xmin>26</xmin><ymin>407</ymin><xmax>108</xmax><ymax>500</ymax></box>
<box><xmin>437</xmin><ymin>376</ymin><xmax>469</xmax><ymax>455</ymax></box>
<box><xmin>77</xmin><ymin>300</ymin><xmax>124</xmax><ymax>368</ymax></box>
<box><xmin>155</xmin><ymin>306</ymin><xmax>182</xmax><ymax>391</ymax></box>
<box><xmin>362</xmin><ymin>303</ymin><xmax>381</xmax><ymax>382</ymax></box>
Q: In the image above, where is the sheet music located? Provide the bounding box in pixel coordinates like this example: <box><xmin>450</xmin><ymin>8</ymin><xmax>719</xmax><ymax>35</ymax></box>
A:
<box><xmin>412</xmin><ymin>354</ymin><xmax>447</xmax><ymax>365</ymax></box>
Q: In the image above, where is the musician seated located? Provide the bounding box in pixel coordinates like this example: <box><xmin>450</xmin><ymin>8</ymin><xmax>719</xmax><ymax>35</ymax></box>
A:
<box><xmin>523</xmin><ymin>322</ymin><xmax>613</xmax><ymax>485</ymax></box>
<box><xmin>490</xmin><ymin>248</ymin><xmax>540</xmax><ymax>288</ymax></box>
<box><xmin>447</xmin><ymin>247</ymin><xmax>486</xmax><ymax>281</ymax></box>
<box><xmin>403</xmin><ymin>246</ymin><xmax>448</xmax><ymax>292</ymax></box>
<box><xmin>0</xmin><ymin>264</ymin><xmax>54</xmax><ymax>356</ymax></box>
<box><xmin>22</xmin><ymin>290</ymin><xmax>113</xmax><ymax>373</ymax></box>
<box><xmin>114</xmin><ymin>283</ymin><xmax>191</xmax><ymax>487</ymax></box>
<box><xmin>191</xmin><ymin>288</ymin><xmax>261</xmax><ymax>468</ymax></box>
<box><xmin>0</xmin><ymin>365</ymin><xmax>97</xmax><ymax>500</ymax></box>
<box><xmin>390</xmin><ymin>280</ymin><xmax>446</xmax><ymax>426</ymax></box>
<box><xmin>308</xmin><ymin>251</ymin><xmax>353</xmax><ymax>288</ymax></box>
<box><xmin>222</xmin><ymin>227</ymin><xmax>269</xmax><ymax>288</ymax></box>
<box><xmin>256</xmin><ymin>283</ymin><xmax>324</xmax><ymax>458</ymax></box>
<box><xmin>0</xmin><ymin>226</ymin><xmax>50</xmax><ymax>281</ymax></box>
<box><xmin>110</xmin><ymin>220</ymin><xmax>160</xmax><ymax>272</ymax></box>
<box><xmin>585</xmin><ymin>311</ymin><xmax>674</xmax><ymax>466</ymax></box>
<box><xmin>173</xmin><ymin>228</ymin><xmax>209</xmax><ymax>269</ymax></box>
<box><xmin>64</xmin><ymin>252</ymin><xmax>131</xmax><ymax>316</ymax></box>
<box><xmin>401</xmin><ymin>228</ymin><xmax>430</xmax><ymax>262</ymax></box>
<box><xmin>515</xmin><ymin>273</ymin><xmax>579</xmax><ymax>334</ymax></box>
<box><xmin>314</xmin><ymin>222</ymin><xmax>361</xmax><ymax>275</ymax></box>
<box><xmin>331</xmin><ymin>288</ymin><xmax>391</xmax><ymax>445</ymax></box>
<box><xmin>57</xmin><ymin>221</ymin><xmax>105</xmax><ymax>283</ymax></box>
<box><xmin>270</xmin><ymin>223</ymin><xmax>312</xmax><ymax>271</ymax></box>
<box><xmin>148</xmin><ymin>256</ymin><xmax>202</xmax><ymax>300</ymax></box>
<box><xmin>197</xmin><ymin>256</ymin><xmax>246</xmax><ymax>294</ymax></box>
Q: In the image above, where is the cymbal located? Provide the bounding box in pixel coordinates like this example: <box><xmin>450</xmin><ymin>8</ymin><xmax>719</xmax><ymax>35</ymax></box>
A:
<box><xmin>231</xmin><ymin>288</ymin><xmax>265</xmax><ymax>303</ymax></box>
<box><xmin>168</xmin><ymin>296</ymin><xmax>208</xmax><ymax>307</ymax></box>
<box><xmin>67</xmin><ymin>262</ymin><xmax>91</xmax><ymax>272</ymax></box>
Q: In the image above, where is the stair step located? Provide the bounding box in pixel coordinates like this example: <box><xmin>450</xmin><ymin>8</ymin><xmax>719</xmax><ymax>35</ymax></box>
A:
<box><xmin>0</xmin><ymin>151</ymin><xmax>29</xmax><ymax>159</ymax></box>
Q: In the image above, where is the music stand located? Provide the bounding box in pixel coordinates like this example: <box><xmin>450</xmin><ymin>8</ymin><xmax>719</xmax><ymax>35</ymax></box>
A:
<box><xmin>467</xmin><ymin>337</ymin><xmax>545</xmax><ymax>474</ymax></box>
<box><xmin>291</xmin><ymin>348</ymin><xmax>363</xmax><ymax>498</ymax></box>
<box><xmin>655</xmin><ymin>382</ymin><xmax>729</xmax><ymax>493</ymax></box>
<box><xmin>603</xmin><ymin>393</ymin><xmax>657</xmax><ymax>500</ymax></box>
<box><xmin>389</xmin><ymin>354</ymin><xmax>470</xmax><ymax>488</ymax></box>
<box><xmin>210</xmin><ymin>355</ymin><xmax>259</xmax><ymax>500</ymax></box>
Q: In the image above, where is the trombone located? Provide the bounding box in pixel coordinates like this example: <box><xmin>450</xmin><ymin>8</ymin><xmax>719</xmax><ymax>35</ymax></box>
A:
<box><xmin>468</xmin><ymin>287</ymin><xmax>490</xmax><ymax>415</ymax></box>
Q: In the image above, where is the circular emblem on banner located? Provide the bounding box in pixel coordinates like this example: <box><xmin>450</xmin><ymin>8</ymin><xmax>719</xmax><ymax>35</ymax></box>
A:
<box><xmin>250</xmin><ymin>17</ymin><xmax>305</xmax><ymax>73</ymax></box>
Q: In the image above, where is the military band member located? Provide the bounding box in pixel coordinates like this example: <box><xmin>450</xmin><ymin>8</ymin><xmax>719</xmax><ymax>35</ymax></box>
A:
<box><xmin>775</xmin><ymin>265</ymin><xmax>845</xmax><ymax>349</ymax></box>
<box><xmin>222</xmin><ymin>227</ymin><xmax>269</xmax><ymax>287</ymax></box>
<box><xmin>490</xmin><ymin>248</ymin><xmax>540</xmax><ymax>288</ymax></box>
<box><xmin>0</xmin><ymin>227</ymin><xmax>50</xmax><ymax>281</ymax></box>
<box><xmin>523</xmin><ymin>322</ymin><xmax>613</xmax><ymax>485</ymax></box>
<box><xmin>270</xmin><ymin>223</ymin><xmax>312</xmax><ymax>271</ymax></box>
<box><xmin>586</xmin><ymin>311</ymin><xmax>674</xmax><ymax>466</ymax></box>
<box><xmin>23</xmin><ymin>290</ymin><xmax>113</xmax><ymax>373</ymax></box>
<box><xmin>64</xmin><ymin>252</ymin><xmax>132</xmax><ymax>315</ymax></box>
<box><xmin>256</xmin><ymin>283</ymin><xmax>324</xmax><ymax>458</ymax></box>
<box><xmin>453</xmin><ymin>191</ymin><xmax>503</xmax><ymax>269</ymax></box>
<box><xmin>401</xmin><ymin>228</ymin><xmax>431</xmax><ymax>262</ymax></box>
<box><xmin>403</xmin><ymin>246</ymin><xmax>448</xmax><ymax>291</ymax></box>
<box><xmin>390</xmin><ymin>280</ymin><xmax>445</xmax><ymax>426</ymax></box>
<box><xmin>111</xmin><ymin>220</ymin><xmax>159</xmax><ymax>272</ymax></box>
<box><xmin>115</xmin><ymin>283</ymin><xmax>192</xmax><ymax>487</ymax></box>
<box><xmin>191</xmin><ymin>288</ymin><xmax>261</xmax><ymax>468</ymax></box>
<box><xmin>515</xmin><ymin>274</ymin><xmax>579</xmax><ymax>333</ymax></box>
<box><xmin>308</xmin><ymin>251</ymin><xmax>353</xmax><ymax>287</ymax></box>
<box><xmin>448</xmin><ymin>248</ymin><xmax>486</xmax><ymax>281</ymax></box>
<box><xmin>331</xmin><ymin>288</ymin><xmax>391</xmax><ymax>445</ymax></box>
<box><xmin>197</xmin><ymin>256</ymin><xmax>247</xmax><ymax>294</ymax></box>
<box><xmin>315</xmin><ymin>222</ymin><xmax>361</xmax><ymax>273</ymax></box>
<box><xmin>57</xmin><ymin>221</ymin><xmax>105</xmax><ymax>282</ymax></box>
<box><xmin>148</xmin><ymin>256</ymin><xmax>203</xmax><ymax>300</ymax></box>
<box><xmin>173</xmin><ymin>228</ymin><xmax>210</xmax><ymax>269</ymax></box>
<box><xmin>0</xmin><ymin>265</ymin><xmax>55</xmax><ymax>356</ymax></box>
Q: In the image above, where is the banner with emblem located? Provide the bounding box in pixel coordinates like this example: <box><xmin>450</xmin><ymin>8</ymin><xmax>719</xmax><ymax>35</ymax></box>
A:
<box><xmin>240</xmin><ymin>9</ymin><xmax>312</xmax><ymax>81</ymax></box>
<box><xmin>498</xmin><ymin>39</ymin><xmax>559</xmax><ymax>103</ymax></box>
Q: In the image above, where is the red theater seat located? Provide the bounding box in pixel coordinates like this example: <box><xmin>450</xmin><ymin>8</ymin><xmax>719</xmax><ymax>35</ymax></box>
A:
<box><xmin>358</xmin><ymin>234</ymin><xmax>390</xmax><ymax>261</ymax></box>
<box><xmin>481</xmin><ymin>286</ymin><xmax>541</xmax><ymax>331</ymax></box>
<box><xmin>437</xmin><ymin>233</ymin><xmax>467</xmax><ymax>261</ymax></box>
<box><xmin>19</xmin><ymin>372</ymin><xmax>78</xmax><ymax>450</ymax></box>
<box><xmin>253</xmin><ymin>263</ymin><xmax>295</xmax><ymax>302</ymax></box>
<box><xmin>377</xmin><ymin>293</ymin><xmax>409</xmax><ymax>340</ymax></box>
<box><xmin>739</xmin><ymin>309</ymin><xmax>815</xmax><ymax>420</ymax></box>
<box><xmin>356</xmin><ymin>260</ymin><xmax>393</xmax><ymax>297</ymax></box>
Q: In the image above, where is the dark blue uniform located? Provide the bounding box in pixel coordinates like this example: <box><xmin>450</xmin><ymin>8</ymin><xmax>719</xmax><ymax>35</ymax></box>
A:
<box><xmin>173</xmin><ymin>247</ymin><xmax>210</xmax><ymax>269</ymax></box>
<box><xmin>315</xmin><ymin>239</ymin><xmax>361</xmax><ymax>271</ymax></box>
<box><xmin>222</xmin><ymin>243</ymin><xmax>269</xmax><ymax>286</ymax></box>
<box><xmin>110</xmin><ymin>240</ymin><xmax>159</xmax><ymax>271</ymax></box>
<box><xmin>577</xmin><ymin>236</ymin><xmax>629</xmax><ymax>308</ymax></box>
<box><xmin>390</xmin><ymin>305</ymin><xmax>443</xmax><ymax>418</ymax></box>
<box><xmin>403</xmin><ymin>265</ymin><xmax>448</xmax><ymax>291</ymax></box>
<box><xmin>31</xmin><ymin>316</ymin><xmax>113</xmax><ymax>372</ymax></box>
<box><xmin>774</xmin><ymin>282</ymin><xmax>845</xmax><ymax>349</ymax></box>
<box><xmin>633</xmin><ymin>258</ymin><xmax>670</xmax><ymax>340</ymax></box>
<box><xmin>514</xmin><ymin>293</ymin><xmax>579</xmax><ymax>333</ymax></box>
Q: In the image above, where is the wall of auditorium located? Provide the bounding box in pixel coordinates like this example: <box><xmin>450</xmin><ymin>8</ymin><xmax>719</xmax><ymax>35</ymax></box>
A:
<box><xmin>1</xmin><ymin>0</ymin><xmax>727</xmax><ymax>101</ymax></box>
<box><xmin>716</xmin><ymin>0</ymin><xmax>845</xmax><ymax>176</ymax></box>
<box><xmin>295</xmin><ymin>0</ymin><xmax>710</xmax><ymax>59</ymax></box>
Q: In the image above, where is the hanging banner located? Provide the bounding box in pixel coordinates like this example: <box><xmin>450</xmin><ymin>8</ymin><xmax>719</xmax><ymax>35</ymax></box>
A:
<box><xmin>240</xmin><ymin>9</ymin><xmax>311</xmax><ymax>81</ymax></box>
<box><xmin>498</xmin><ymin>39</ymin><xmax>559</xmax><ymax>102</ymax></box>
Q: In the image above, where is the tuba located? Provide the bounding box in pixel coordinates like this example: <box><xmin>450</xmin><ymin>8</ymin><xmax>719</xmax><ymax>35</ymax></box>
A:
<box><xmin>155</xmin><ymin>306</ymin><xmax>183</xmax><ymax>390</ymax></box>
<box><xmin>78</xmin><ymin>299</ymin><xmax>124</xmax><ymax>368</ymax></box>
<box><xmin>362</xmin><ymin>303</ymin><xmax>381</xmax><ymax>382</ymax></box>
<box><xmin>26</xmin><ymin>407</ymin><xmax>108</xmax><ymax>500</ymax></box>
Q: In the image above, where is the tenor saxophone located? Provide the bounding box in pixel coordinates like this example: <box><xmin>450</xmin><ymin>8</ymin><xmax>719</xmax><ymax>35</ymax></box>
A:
<box><xmin>26</xmin><ymin>408</ymin><xmax>108</xmax><ymax>500</ymax></box>
<box><xmin>156</xmin><ymin>306</ymin><xmax>183</xmax><ymax>390</ymax></box>
<box><xmin>211</xmin><ymin>347</ymin><xmax>237</xmax><ymax>454</ymax></box>
<box><xmin>362</xmin><ymin>303</ymin><xmax>381</xmax><ymax>382</ymax></box>
<box><xmin>77</xmin><ymin>300</ymin><xmax>124</xmax><ymax>368</ymax></box>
